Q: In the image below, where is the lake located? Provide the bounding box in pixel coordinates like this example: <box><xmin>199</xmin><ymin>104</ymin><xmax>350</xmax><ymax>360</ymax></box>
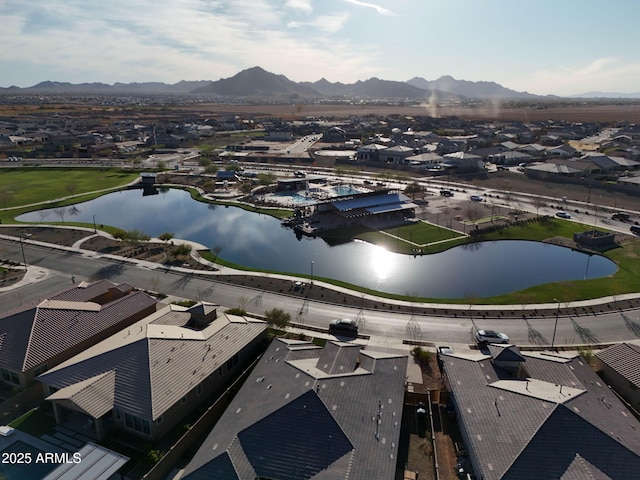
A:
<box><xmin>17</xmin><ymin>188</ymin><xmax>618</xmax><ymax>298</ymax></box>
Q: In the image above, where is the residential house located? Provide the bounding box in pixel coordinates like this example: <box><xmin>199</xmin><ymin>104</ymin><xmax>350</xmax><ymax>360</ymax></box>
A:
<box><xmin>594</xmin><ymin>342</ymin><xmax>640</xmax><ymax>412</ymax></box>
<box><xmin>0</xmin><ymin>280</ymin><xmax>156</xmax><ymax>391</ymax></box>
<box><xmin>546</xmin><ymin>144</ymin><xmax>579</xmax><ymax>158</ymax></box>
<box><xmin>356</xmin><ymin>142</ymin><xmax>387</xmax><ymax>161</ymax></box>
<box><xmin>179</xmin><ymin>338</ymin><xmax>408</xmax><ymax>480</ymax></box>
<box><xmin>37</xmin><ymin>302</ymin><xmax>267</xmax><ymax>441</ymax></box>
<box><xmin>380</xmin><ymin>145</ymin><xmax>415</xmax><ymax>164</ymax></box>
<box><xmin>441</xmin><ymin>344</ymin><xmax>640</xmax><ymax>479</ymax></box>
<box><xmin>442</xmin><ymin>151</ymin><xmax>484</xmax><ymax>173</ymax></box>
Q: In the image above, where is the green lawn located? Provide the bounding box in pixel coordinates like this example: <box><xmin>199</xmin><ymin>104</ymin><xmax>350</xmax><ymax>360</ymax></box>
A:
<box><xmin>356</xmin><ymin>221</ymin><xmax>464</xmax><ymax>254</ymax></box>
<box><xmin>0</xmin><ymin>168</ymin><xmax>138</xmax><ymax>210</ymax></box>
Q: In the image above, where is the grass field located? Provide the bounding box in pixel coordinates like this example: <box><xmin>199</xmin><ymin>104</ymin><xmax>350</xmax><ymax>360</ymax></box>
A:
<box><xmin>0</xmin><ymin>168</ymin><xmax>138</xmax><ymax>209</ymax></box>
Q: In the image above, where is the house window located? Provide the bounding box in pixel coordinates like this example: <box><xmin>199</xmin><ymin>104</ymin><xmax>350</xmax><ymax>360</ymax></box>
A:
<box><xmin>1</xmin><ymin>368</ymin><xmax>20</xmax><ymax>386</ymax></box>
<box><xmin>124</xmin><ymin>413</ymin><xmax>151</xmax><ymax>435</ymax></box>
<box><xmin>196</xmin><ymin>384</ymin><xmax>203</xmax><ymax>396</ymax></box>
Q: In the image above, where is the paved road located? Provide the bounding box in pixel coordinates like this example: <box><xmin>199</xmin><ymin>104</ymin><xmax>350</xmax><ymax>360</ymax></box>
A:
<box><xmin>2</xmin><ymin>239</ymin><xmax>640</xmax><ymax>350</ymax></box>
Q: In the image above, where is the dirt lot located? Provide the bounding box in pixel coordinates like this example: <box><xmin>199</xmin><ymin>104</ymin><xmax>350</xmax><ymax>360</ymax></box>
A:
<box><xmin>173</xmin><ymin>102</ymin><xmax>640</xmax><ymax>123</ymax></box>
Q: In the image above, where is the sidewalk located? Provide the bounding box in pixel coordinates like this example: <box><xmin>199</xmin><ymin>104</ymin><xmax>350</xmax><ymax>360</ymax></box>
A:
<box><xmin>2</xmin><ymin>226</ymin><xmax>640</xmax><ymax>317</ymax></box>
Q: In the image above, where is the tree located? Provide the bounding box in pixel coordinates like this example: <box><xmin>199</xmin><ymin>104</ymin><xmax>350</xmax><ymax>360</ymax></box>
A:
<box><xmin>158</xmin><ymin>231</ymin><xmax>175</xmax><ymax>243</ymax></box>
<box><xmin>65</xmin><ymin>183</ymin><xmax>77</xmax><ymax>197</ymax></box>
<box><xmin>257</xmin><ymin>173</ymin><xmax>276</xmax><ymax>186</ymax></box>
<box><xmin>205</xmin><ymin>164</ymin><xmax>218</xmax><ymax>175</ymax></box>
<box><xmin>265</xmin><ymin>308</ymin><xmax>291</xmax><ymax>329</ymax></box>
<box><xmin>54</xmin><ymin>207</ymin><xmax>67</xmax><ymax>222</ymax></box>
<box><xmin>124</xmin><ymin>229</ymin><xmax>150</xmax><ymax>245</ymax></box>
<box><xmin>172</xmin><ymin>243</ymin><xmax>192</xmax><ymax>257</ymax></box>
<box><xmin>404</xmin><ymin>182</ymin><xmax>425</xmax><ymax>200</ymax></box>
<box><xmin>532</xmin><ymin>196</ymin><xmax>546</xmax><ymax>217</ymax></box>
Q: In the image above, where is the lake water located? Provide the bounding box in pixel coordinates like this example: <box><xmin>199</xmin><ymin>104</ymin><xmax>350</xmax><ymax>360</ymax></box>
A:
<box><xmin>17</xmin><ymin>188</ymin><xmax>618</xmax><ymax>298</ymax></box>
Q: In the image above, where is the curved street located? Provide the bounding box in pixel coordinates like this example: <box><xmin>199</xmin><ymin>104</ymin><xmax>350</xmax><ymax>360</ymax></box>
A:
<box><xmin>2</xmin><ymin>236</ymin><xmax>639</xmax><ymax>352</ymax></box>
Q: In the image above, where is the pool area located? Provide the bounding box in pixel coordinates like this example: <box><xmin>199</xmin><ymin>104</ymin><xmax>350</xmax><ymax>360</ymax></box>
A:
<box><xmin>0</xmin><ymin>440</ymin><xmax>58</xmax><ymax>479</ymax></box>
<box><xmin>264</xmin><ymin>184</ymin><xmax>369</xmax><ymax>206</ymax></box>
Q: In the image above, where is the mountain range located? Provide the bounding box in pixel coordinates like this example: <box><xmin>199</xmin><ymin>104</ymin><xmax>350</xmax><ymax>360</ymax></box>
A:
<box><xmin>2</xmin><ymin>66</ymin><xmax>635</xmax><ymax>100</ymax></box>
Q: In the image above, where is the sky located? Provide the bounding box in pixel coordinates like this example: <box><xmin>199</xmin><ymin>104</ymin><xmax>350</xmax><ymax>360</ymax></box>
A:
<box><xmin>2</xmin><ymin>0</ymin><xmax>640</xmax><ymax>96</ymax></box>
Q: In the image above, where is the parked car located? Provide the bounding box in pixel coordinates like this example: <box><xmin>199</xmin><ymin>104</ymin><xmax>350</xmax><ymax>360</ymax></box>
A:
<box><xmin>329</xmin><ymin>318</ymin><xmax>358</xmax><ymax>335</ymax></box>
<box><xmin>631</xmin><ymin>225</ymin><xmax>640</xmax><ymax>235</ymax></box>
<box><xmin>470</xmin><ymin>195</ymin><xmax>483</xmax><ymax>202</ymax></box>
<box><xmin>476</xmin><ymin>329</ymin><xmax>509</xmax><ymax>345</ymax></box>
<box><xmin>555</xmin><ymin>211</ymin><xmax>571</xmax><ymax>219</ymax></box>
<box><xmin>440</xmin><ymin>190</ymin><xmax>454</xmax><ymax>197</ymax></box>
<box><xmin>437</xmin><ymin>345</ymin><xmax>453</xmax><ymax>371</ymax></box>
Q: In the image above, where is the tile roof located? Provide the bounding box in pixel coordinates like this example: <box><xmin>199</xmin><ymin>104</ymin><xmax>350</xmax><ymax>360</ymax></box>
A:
<box><xmin>595</xmin><ymin>342</ymin><xmax>640</xmax><ymax>388</ymax></box>
<box><xmin>182</xmin><ymin>338</ymin><xmax>407</xmax><ymax>480</ymax></box>
<box><xmin>47</xmin><ymin>370</ymin><xmax>116</xmax><ymax>418</ymax></box>
<box><xmin>444</xmin><ymin>352</ymin><xmax>640</xmax><ymax>480</ymax></box>
<box><xmin>0</xmin><ymin>281</ymin><xmax>156</xmax><ymax>373</ymax></box>
<box><xmin>38</xmin><ymin>302</ymin><xmax>267</xmax><ymax>421</ymax></box>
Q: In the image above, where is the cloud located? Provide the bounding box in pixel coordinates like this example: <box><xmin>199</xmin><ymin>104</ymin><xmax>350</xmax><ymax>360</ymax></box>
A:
<box><xmin>343</xmin><ymin>0</ymin><xmax>395</xmax><ymax>16</ymax></box>
<box><xmin>526</xmin><ymin>58</ymin><xmax>640</xmax><ymax>95</ymax></box>
<box><xmin>285</xmin><ymin>0</ymin><xmax>313</xmax><ymax>13</ymax></box>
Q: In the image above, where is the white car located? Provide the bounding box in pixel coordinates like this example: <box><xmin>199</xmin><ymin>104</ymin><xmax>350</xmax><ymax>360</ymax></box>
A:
<box><xmin>476</xmin><ymin>329</ymin><xmax>509</xmax><ymax>344</ymax></box>
<box><xmin>555</xmin><ymin>211</ymin><xmax>571</xmax><ymax>219</ymax></box>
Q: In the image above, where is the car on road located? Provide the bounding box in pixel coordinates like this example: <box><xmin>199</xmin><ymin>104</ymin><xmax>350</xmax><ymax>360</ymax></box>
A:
<box><xmin>631</xmin><ymin>225</ymin><xmax>640</xmax><ymax>235</ymax></box>
<box><xmin>476</xmin><ymin>329</ymin><xmax>509</xmax><ymax>345</ymax></box>
<box><xmin>329</xmin><ymin>318</ymin><xmax>358</xmax><ymax>335</ymax></box>
<box><xmin>440</xmin><ymin>190</ymin><xmax>454</xmax><ymax>197</ymax></box>
<box><xmin>612</xmin><ymin>212</ymin><xmax>630</xmax><ymax>221</ymax></box>
<box><xmin>437</xmin><ymin>345</ymin><xmax>453</xmax><ymax>371</ymax></box>
<box><xmin>555</xmin><ymin>211</ymin><xmax>571</xmax><ymax>219</ymax></box>
<box><xmin>470</xmin><ymin>195</ymin><xmax>483</xmax><ymax>202</ymax></box>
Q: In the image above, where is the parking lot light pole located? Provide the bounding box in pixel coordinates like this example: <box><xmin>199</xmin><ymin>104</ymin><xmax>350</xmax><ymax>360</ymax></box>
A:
<box><xmin>551</xmin><ymin>298</ymin><xmax>561</xmax><ymax>350</ymax></box>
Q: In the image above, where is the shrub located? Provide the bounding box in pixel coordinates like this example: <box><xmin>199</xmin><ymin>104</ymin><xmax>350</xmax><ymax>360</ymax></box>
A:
<box><xmin>411</xmin><ymin>346</ymin><xmax>432</xmax><ymax>362</ymax></box>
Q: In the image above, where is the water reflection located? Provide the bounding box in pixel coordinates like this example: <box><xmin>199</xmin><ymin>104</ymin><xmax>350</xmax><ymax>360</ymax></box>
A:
<box><xmin>16</xmin><ymin>188</ymin><xmax>618</xmax><ymax>298</ymax></box>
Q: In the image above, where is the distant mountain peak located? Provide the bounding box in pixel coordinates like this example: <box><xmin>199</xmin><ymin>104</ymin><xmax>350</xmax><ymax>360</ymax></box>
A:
<box><xmin>0</xmin><ymin>67</ymin><xmax>543</xmax><ymax>99</ymax></box>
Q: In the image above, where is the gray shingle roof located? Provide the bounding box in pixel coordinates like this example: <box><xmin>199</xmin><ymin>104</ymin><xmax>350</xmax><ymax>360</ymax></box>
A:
<box><xmin>595</xmin><ymin>342</ymin><xmax>640</xmax><ymax>388</ymax></box>
<box><xmin>38</xmin><ymin>303</ymin><xmax>267</xmax><ymax>421</ymax></box>
<box><xmin>0</xmin><ymin>281</ymin><xmax>156</xmax><ymax>373</ymax></box>
<box><xmin>182</xmin><ymin>338</ymin><xmax>408</xmax><ymax>480</ymax></box>
<box><xmin>444</xmin><ymin>352</ymin><xmax>640</xmax><ymax>480</ymax></box>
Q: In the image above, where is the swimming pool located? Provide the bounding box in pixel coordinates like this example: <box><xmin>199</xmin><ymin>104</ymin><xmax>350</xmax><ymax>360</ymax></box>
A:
<box><xmin>0</xmin><ymin>440</ymin><xmax>57</xmax><ymax>479</ymax></box>
<box><xmin>330</xmin><ymin>185</ymin><xmax>365</xmax><ymax>196</ymax></box>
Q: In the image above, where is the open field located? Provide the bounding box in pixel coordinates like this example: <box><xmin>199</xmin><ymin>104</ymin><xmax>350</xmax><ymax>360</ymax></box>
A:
<box><xmin>0</xmin><ymin>168</ymin><xmax>138</xmax><ymax>210</ymax></box>
<box><xmin>3</xmin><ymin>100</ymin><xmax>640</xmax><ymax>123</ymax></box>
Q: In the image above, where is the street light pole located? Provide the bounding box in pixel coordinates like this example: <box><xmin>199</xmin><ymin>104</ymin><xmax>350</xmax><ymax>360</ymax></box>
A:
<box><xmin>92</xmin><ymin>215</ymin><xmax>97</xmax><ymax>233</ymax></box>
<box><xmin>551</xmin><ymin>298</ymin><xmax>561</xmax><ymax>350</ymax></box>
<box><xmin>19</xmin><ymin>234</ymin><xmax>29</xmax><ymax>271</ymax></box>
<box><xmin>310</xmin><ymin>261</ymin><xmax>314</xmax><ymax>285</ymax></box>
